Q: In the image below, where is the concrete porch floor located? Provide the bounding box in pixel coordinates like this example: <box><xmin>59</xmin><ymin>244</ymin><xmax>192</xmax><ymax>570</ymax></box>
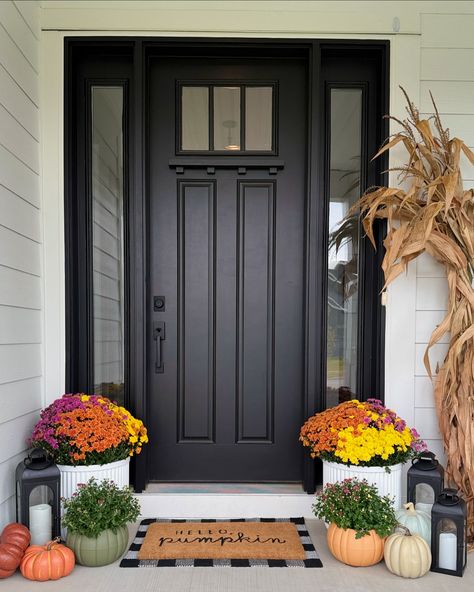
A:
<box><xmin>6</xmin><ymin>519</ymin><xmax>474</xmax><ymax>592</ymax></box>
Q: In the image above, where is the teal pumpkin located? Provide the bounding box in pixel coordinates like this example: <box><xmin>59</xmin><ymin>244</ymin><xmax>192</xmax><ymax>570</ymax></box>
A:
<box><xmin>66</xmin><ymin>525</ymin><xmax>129</xmax><ymax>567</ymax></box>
<box><xmin>395</xmin><ymin>503</ymin><xmax>431</xmax><ymax>544</ymax></box>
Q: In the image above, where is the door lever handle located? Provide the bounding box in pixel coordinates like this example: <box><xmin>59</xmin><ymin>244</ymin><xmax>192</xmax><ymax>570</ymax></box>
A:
<box><xmin>153</xmin><ymin>321</ymin><xmax>165</xmax><ymax>373</ymax></box>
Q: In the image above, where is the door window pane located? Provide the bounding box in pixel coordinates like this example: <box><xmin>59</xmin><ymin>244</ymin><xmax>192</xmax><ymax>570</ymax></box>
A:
<box><xmin>91</xmin><ymin>86</ymin><xmax>125</xmax><ymax>404</ymax></box>
<box><xmin>245</xmin><ymin>86</ymin><xmax>273</xmax><ymax>151</ymax></box>
<box><xmin>213</xmin><ymin>86</ymin><xmax>241</xmax><ymax>151</ymax></box>
<box><xmin>181</xmin><ymin>86</ymin><xmax>209</xmax><ymax>151</ymax></box>
<box><xmin>326</xmin><ymin>88</ymin><xmax>362</xmax><ymax>408</ymax></box>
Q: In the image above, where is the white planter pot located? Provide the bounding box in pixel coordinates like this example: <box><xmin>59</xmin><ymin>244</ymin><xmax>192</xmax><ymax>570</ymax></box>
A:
<box><xmin>323</xmin><ymin>460</ymin><xmax>403</xmax><ymax>510</ymax></box>
<box><xmin>57</xmin><ymin>457</ymin><xmax>130</xmax><ymax>500</ymax></box>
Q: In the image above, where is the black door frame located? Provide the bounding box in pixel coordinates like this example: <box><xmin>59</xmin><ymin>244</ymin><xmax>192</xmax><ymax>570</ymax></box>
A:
<box><xmin>64</xmin><ymin>38</ymin><xmax>389</xmax><ymax>493</ymax></box>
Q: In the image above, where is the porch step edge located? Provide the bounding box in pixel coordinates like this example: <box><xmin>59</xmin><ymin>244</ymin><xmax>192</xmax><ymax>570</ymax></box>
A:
<box><xmin>135</xmin><ymin>493</ymin><xmax>315</xmax><ymax>519</ymax></box>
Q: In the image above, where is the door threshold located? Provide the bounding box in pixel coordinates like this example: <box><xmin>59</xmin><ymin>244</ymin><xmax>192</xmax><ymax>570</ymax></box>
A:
<box><xmin>144</xmin><ymin>482</ymin><xmax>305</xmax><ymax>494</ymax></box>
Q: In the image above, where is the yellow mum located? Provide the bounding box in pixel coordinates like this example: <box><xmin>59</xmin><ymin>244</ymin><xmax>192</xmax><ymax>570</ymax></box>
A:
<box><xmin>335</xmin><ymin>424</ymin><xmax>410</xmax><ymax>465</ymax></box>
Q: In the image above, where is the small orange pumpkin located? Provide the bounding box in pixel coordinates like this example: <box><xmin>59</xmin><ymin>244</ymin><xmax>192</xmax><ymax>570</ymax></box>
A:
<box><xmin>327</xmin><ymin>523</ymin><xmax>385</xmax><ymax>567</ymax></box>
<box><xmin>1</xmin><ymin>523</ymin><xmax>30</xmax><ymax>552</ymax></box>
<box><xmin>20</xmin><ymin>538</ymin><xmax>75</xmax><ymax>581</ymax></box>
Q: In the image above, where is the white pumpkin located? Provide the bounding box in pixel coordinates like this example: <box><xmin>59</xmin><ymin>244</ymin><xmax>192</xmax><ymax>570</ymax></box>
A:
<box><xmin>395</xmin><ymin>502</ymin><xmax>431</xmax><ymax>544</ymax></box>
<box><xmin>384</xmin><ymin>526</ymin><xmax>432</xmax><ymax>579</ymax></box>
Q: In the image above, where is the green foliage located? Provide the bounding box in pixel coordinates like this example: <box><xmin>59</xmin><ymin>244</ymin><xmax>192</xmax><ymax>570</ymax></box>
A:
<box><xmin>46</xmin><ymin>441</ymin><xmax>131</xmax><ymax>466</ymax></box>
<box><xmin>312</xmin><ymin>478</ymin><xmax>397</xmax><ymax>539</ymax></box>
<box><xmin>62</xmin><ymin>478</ymin><xmax>140</xmax><ymax>538</ymax></box>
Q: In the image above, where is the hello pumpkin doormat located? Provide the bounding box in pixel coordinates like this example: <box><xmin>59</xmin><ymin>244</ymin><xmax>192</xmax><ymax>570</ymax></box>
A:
<box><xmin>120</xmin><ymin>518</ymin><xmax>322</xmax><ymax>568</ymax></box>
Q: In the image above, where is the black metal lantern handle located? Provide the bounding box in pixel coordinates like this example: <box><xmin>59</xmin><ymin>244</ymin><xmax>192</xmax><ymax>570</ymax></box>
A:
<box><xmin>24</xmin><ymin>448</ymin><xmax>53</xmax><ymax>470</ymax></box>
<box><xmin>411</xmin><ymin>451</ymin><xmax>439</xmax><ymax>470</ymax></box>
<box><xmin>437</xmin><ymin>488</ymin><xmax>460</xmax><ymax>506</ymax></box>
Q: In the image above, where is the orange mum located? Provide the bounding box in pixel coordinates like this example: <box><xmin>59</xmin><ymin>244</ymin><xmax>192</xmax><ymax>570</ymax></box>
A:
<box><xmin>57</xmin><ymin>405</ymin><xmax>129</xmax><ymax>461</ymax></box>
<box><xmin>300</xmin><ymin>401</ymin><xmax>369</xmax><ymax>457</ymax></box>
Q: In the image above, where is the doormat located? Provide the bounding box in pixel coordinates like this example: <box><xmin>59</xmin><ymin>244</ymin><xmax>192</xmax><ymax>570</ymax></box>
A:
<box><xmin>120</xmin><ymin>518</ymin><xmax>322</xmax><ymax>568</ymax></box>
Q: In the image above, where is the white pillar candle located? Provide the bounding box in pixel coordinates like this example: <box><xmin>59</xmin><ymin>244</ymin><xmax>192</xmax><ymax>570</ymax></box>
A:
<box><xmin>415</xmin><ymin>502</ymin><xmax>432</xmax><ymax>516</ymax></box>
<box><xmin>29</xmin><ymin>504</ymin><xmax>52</xmax><ymax>545</ymax></box>
<box><xmin>438</xmin><ymin>532</ymin><xmax>457</xmax><ymax>571</ymax></box>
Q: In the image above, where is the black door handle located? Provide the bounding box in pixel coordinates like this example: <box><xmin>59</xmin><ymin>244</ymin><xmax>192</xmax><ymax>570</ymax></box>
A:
<box><xmin>154</xmin><ymin>321</ymin><xmax>165</xmax><ymax>373</ymax></box>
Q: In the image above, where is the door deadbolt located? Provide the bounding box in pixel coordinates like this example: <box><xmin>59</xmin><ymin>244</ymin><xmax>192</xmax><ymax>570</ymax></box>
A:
<box><xmin>154</xmin><ymin>296</ymin><xmax>166</xmax><ymax>311</ymax></box>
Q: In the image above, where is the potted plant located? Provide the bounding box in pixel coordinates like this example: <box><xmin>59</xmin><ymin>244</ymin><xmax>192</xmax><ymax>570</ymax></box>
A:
<box><xmin>29</xmin><ymin>394</ymin><xmax>148</xmax><ymax>500</ymax></box>
<box><xmin>313</xmin><ymin>477</ymin><xmax>397</xmax><ymax>566</ymax></box>
<box><xmin>62</xmin><ymin>478</ymin><xmax>140</xmax><ymax>566</ymax></box>
<box><xmin>300</xmin><ymin>398</ymin><xmax>426</xmax><ymax>508</ymax></box>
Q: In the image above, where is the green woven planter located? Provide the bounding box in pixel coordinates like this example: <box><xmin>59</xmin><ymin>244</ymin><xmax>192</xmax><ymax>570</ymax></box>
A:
<box><xmin>66</xmin><ymin>525</ymin><xmax>129</xmax><ymax>566</ymax></box>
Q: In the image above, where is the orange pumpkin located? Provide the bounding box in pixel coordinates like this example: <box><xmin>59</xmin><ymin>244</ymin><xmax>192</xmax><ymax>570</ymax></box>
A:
<box><xmin>0</xmin><ymin>523</ymin><xmax>31</xmax><ymax>579</ymax></box>
<box><xmin>327</xmin><ymin>523</ymin><xmax>385</xmax><ymax>567</ymax></box>
<box><xmin>0</xmin><ymin>542</ymin><xmax>24</xmax><ymax>579</ymax></box>
<box><xmin>1</xmin><ymin>523</ymin><xmax>31</xmax><ymax>551</ymax></box>
<box><xmin>20</xmin><ymin>538</ymin><xmax>75</xmax><ymax>581</ymax></box>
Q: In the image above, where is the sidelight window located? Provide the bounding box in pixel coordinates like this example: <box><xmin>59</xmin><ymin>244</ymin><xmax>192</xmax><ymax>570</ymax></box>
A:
<box><xmin>179</xmin><ymin>83</ymin><xmax>276</xmax><ymax>153</ymax></box>
<box><xmin>90</xmin><ymin>86</ymin><xmax>125</xmax><ymax>404</ymax></box>
<box><xmin>326</xmin><ymin>87</ymin><xmax>363</xmax><ymax>408</ymax></box>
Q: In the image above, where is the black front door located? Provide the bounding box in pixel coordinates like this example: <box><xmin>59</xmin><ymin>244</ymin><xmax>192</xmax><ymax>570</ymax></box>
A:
<box><xmin>147</xmin><ymin>55</ymin><xmax>307</xmax><ymax>481</ymax></box>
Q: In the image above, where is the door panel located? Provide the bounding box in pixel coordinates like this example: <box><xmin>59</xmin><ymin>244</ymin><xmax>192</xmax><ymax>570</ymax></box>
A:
<box><xmin>237</xmin><ymin>181</ymin><xmax>275</xmax><ymax>443</ymax></box>
<box><xmin>177</xmin><ymin>180</ymin><xmax>215</xmax><ymax>442</ymax></box>
<box><xmin>147</xmin><ymin>56</ymin><xmax>307</xmax><ymax>481</ymax></box>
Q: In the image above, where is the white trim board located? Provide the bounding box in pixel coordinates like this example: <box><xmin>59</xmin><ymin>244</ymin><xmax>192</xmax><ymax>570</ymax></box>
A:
<box><xmin>39</xmin><ymin>1</ymin><xmax>474</xmax><ymax>35</ymax></box>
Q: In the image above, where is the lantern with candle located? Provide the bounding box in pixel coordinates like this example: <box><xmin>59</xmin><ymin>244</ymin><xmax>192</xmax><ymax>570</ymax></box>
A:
<box><xmin>15</xmin><ymin>449</ymin><xmax>61</xmax><ymax>546</ymax></box>
<box><xmin>407</xmin><ymin>451</ymin><xmax>444</xmax><ymax>516</ymax></box>
<box><xmin>430</xmin><ymin>488</ymin><xmax>467</xmax><ymax>577</ymax></box>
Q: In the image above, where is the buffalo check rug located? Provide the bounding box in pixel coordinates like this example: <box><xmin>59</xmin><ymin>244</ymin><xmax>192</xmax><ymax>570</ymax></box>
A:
<box><xmin>120</xmin><ymin>518</ymin><xmax>323</xmax><ymax>568</ymax></box>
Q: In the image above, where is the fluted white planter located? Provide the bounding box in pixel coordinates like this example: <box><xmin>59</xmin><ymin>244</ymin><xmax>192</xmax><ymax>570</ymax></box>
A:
<box><xmin>323</xmin><ymin>460</ymin><xmax>403</xmax><ymax>510</ymax></box>
<box><xmin>57</xmin><ymin>457</ymin><xmax>130</xmax><ymax>500</ymax></box>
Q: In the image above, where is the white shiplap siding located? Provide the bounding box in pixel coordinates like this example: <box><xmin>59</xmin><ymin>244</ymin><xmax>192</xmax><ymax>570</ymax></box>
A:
<box><xmin>0</xmin><ymin>0</ymin><xmax>41</xmax><ymax>528</ymax></box>
<box><xmin>414</xmin><ymin>10</ymin><xmax>474</xmax><ymax>463</ymax></box>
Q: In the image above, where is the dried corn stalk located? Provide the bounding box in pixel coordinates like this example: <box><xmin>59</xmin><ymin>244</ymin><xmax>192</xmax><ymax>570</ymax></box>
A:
<box><xmin>354</xmin><ymin>88</ymin><xmax>474</xmax><ymax>543</ymax></box>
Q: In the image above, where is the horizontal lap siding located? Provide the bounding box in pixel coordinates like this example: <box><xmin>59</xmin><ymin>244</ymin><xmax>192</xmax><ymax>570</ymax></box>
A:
<box><xmin>0</xmin><ymin>1</ymin><xmax>41</xmax><ymax>527</ymax></box>
<box><xmin>415</xmin><ymin>11</ymin><xmax>474</xmax><ymax>464</ymax></box>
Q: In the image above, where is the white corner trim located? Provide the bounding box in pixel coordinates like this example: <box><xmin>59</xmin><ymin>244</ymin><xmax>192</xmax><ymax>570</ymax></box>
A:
<box><xmin>384</xmin><ymin>34</ymin><xmax>421</xmax><ymax>424</ymax></box>
<box><xmin>41</xmin><ymin>30</ymin><xmax>66</xmax><ymax>406</ymax></box>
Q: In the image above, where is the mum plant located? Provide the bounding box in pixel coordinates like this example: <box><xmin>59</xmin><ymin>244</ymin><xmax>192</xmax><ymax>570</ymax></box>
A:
<box><xmin>300</xmin><ymin>398</ymin><xmax>426</xmax><ymax>466</ymax></box>
<box><xmin>62</xmin><ymin>478</ymin><xmax>140</xmax><ymax>538</ymax></box>
<box><xmin>30</xmin><ymin>394</ymin><xmax>148</xmax><ymax>465</ymax></box>
<box><xmin>313</xmin><ymin>478</ymin><xmax>397</xmax><ymax>539</ymax></box>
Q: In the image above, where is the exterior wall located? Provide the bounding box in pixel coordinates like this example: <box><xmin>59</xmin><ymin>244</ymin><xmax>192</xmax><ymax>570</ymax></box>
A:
<box><xmin>36</xmin><ymin>2</ymin><xmax>474</xmax><ymax>482</ymax></box>
<box><xmin>413</xmin><ymin>14</ymin><xmax>474</xmax><ymax>464</ymax></box>
<box><xmin>0</xmin><ymin>1</ymin><xmax>41</xmax><ymax>526</ymax></box>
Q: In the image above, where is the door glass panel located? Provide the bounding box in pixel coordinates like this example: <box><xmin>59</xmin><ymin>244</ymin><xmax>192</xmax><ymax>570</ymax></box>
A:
<box><xmin>181</xmin><ymin>86</ymin><xmax>209</xmax><ymax>151</ymax></box>
<box><xmin>326</xmin><ymin>88</ymin><xmax>362</xmax><ymax>409</ymax></box>
<box><xmin>213</xmin><ymin>86</ymin><xmax>241</xmax><ymax>151</ymax></box>
<box><xmin>245</xmin><ymin>86</ymin><xmax>273</xmax><ymax>151</ymax></box>
<box><xmin>91</xmin><ymin>86</ymin><xmax>125</xmax><ymax>404</ymax></box>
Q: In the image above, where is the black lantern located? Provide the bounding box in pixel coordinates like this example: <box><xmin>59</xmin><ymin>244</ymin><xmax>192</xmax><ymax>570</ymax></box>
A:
<box><xmin>16</xmin><ymin>449</ymin><xmax>61</xmax><ymax>543</ymax></box>
<box><xmin>407</xmin><ymin>451</ymin><xmax>444</xmax><ymax>511</ymax></box>
<box><xmin>431</xmin><ymin>488</ymin><xmax>467</xmax><ymax>577</ymax></box>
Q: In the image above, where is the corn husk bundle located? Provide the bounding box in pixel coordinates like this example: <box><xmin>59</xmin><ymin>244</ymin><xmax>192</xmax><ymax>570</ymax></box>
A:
<box><xmin>354</xmin><ymin>88</ymin><xmax>474</xmax><ymax>543</ymax></box>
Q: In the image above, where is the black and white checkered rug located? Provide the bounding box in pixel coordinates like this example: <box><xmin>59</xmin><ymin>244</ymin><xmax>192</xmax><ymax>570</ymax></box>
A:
<box><xmin>120</xmin><ymin>518</ymin><xmax>323</xmax><ymax>568</ymax></box>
